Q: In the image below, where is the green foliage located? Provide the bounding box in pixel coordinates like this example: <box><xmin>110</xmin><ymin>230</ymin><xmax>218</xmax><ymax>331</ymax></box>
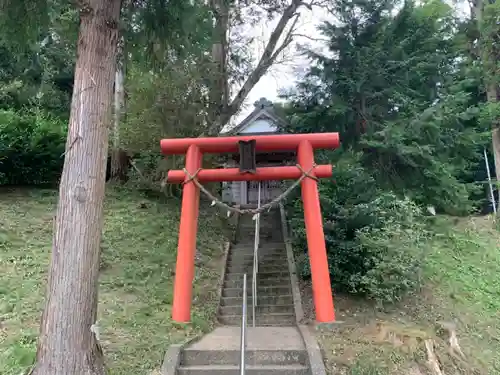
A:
<box><xmin>0</xmin><ymin>0</ymin><xmax>50</xmax><ymax>49</ymax></box>
<box><xmin>294</xmin><ymin>0</ymin><xmax>457</xmax><ymax>146</ymax></box>
<box><xmin>349</xmin><ymin>360</ymin><xmax>386</xmax><ymax>375</ymax></box>
<box><xmin>0</xmin><ymin>110</ymin><xmax>66</xmax><ymax>186</ymax></box>
<box><xmin>289</xmin><ymin>153</ymin><xmax>428</xmax><ymax>303</ymax></box>
<box><xmin>0</xmin><ymin>27</ymin><xmax>75</xmax><ymax>116</ymax></box>
<box><xmin>284</xmin><ymin>0</ymin><xmax>495</xmax><ymax>302</ymax></box>
<box><xmin>360</xmin><ymin>87</ymin><xmax>489</xmax><ymax>214</ymax></box>
<box><xmin>287</xmin><ymin>0</ymin><xmax>490</xmax><ymax>214</ymax></box>
<box><xmin>125</xmin><ymin>0</ymin><xmax>214</xmax><ymax>66</ymax></box>
<box><xmin>0</xmin><ymin>188</ymin><xmax>225</xmax><ymax>375</ymax></box>
<box><xmin>480</xmin><ymin>100</ymin><xmax>500</xmax><ymax>131</ymax></box>
<box><xmin>353</xmin><ymin>197</ymin><xmax>427</xmax><ymax>302</ymax></box>
<box><xmin>123</xmin><ymin>64</ymin><xmax>208</xmax><ymax>153</ymax></box>
<box><xmin>480</xmin><ymin>1</ymin><xmax>500</xmax><ymax>86</ymax></box>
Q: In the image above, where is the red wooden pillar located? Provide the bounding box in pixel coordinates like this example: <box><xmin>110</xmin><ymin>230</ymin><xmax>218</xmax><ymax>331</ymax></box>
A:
<box><xmin>297</xmin><ymin>140</ymin><xmax>335</xmax><ymax>322</ymax></box>
<box><xmin>162</xmin><ymin>132</ymin><xmax>340</xmax><ymax>323</ymax></box>
<box><xmin>172</xmin><ymin>144</ymin><xmax>202</xmax><ymax>322</ymax></box>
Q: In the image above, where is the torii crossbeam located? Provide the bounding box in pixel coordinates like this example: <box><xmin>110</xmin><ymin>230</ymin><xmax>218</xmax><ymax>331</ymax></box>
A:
<box><xmin>160</xmin><ymin>132</ymin><xmax>340</xmax><ymax>323</ymax></box>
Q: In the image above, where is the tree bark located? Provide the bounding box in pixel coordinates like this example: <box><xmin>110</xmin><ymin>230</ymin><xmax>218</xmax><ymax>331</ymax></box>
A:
<box><xmin>31</xmin><ymin>1</ymin><xmax>122</xmax><ymax>374</ymax></box>
<box><xmin>208</xmin><ymin>0</ymin><xmax>230</xmax><ymax>133</ymax></box>
<box><xmin>489</xmin><ymin>103</ymin><xmax>500</xmax><ymax>211</ymax></box>
<box><xmin>111</xmin><ymin>34</ymin><xmax>128</xmax><ymax>181</ymax></box>
<box><xmin>476</xmin><ymin>0</ymin><xmax>500</xmax><ymax>211</ymax></box>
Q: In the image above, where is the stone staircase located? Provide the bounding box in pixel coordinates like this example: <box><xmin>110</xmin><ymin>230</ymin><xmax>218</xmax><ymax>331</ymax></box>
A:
<box><xmin>175</xmin><ymin>326</ymin><xmax>309</xmax><ymax>375</ymax></box>
<box><xmin>165</xmin><ymin>208</ymin><xmax>315</xmax><ymax>375</ymax></box>
<box><xmin>218</xmin><ymin>209</ymin><xmax>295</xmax><ymax>326</ymax></box>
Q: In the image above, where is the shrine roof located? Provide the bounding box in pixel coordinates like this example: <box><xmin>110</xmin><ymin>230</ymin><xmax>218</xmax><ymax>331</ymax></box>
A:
<box><xmin>221</xmin><ymin>97</ymin><xmax>288</xmax><ymax>136</ymax></box>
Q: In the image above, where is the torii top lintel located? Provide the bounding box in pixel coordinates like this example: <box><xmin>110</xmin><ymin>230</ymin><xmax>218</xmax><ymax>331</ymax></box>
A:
<box><xmin>160</xmin><ymin>133</ymin><xmax>340</xmax><ymax>155</ymax></box>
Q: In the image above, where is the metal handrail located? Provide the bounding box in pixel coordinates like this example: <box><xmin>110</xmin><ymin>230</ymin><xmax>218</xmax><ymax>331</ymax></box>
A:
<box><xmin>252</xmin><ymin>182</ymin><xmax>261</xmax><ymax>327</ymax></box>
<box><xmin>239</xmin><ymin>273</ymin><xmax>248</xmax><ymax>375</ymax></box>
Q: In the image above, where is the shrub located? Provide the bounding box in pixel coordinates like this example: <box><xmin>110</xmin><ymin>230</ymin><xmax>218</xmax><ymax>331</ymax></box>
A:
<box><xmin>349</xmin><ymin>195</ymin><xmax>427</xmax><ymax>302</ymax></box>
<box><xmin>0</xmin><ymin>110</ymin><xmax>66</xmax><ymax>186</ymax></box>
<box><xmin>288</xmin><ymin>152</ymin><xmax>428</xmax><ymax>303</ymax></box>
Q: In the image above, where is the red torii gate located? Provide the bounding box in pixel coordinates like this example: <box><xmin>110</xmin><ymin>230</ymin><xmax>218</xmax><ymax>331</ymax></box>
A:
<box><xmin>160</xmin><ymin>132</ymin><xmax>340</xmax><ymax>323</ymax></box>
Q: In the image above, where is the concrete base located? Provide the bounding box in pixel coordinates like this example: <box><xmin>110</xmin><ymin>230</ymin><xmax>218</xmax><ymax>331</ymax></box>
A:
<box><xmin>189</xmin><ymin>326</ymin><xmax>305</xmax><ymax>351</ymax></box>
<box><xmin>161</xmin><ymin>334</ymin><xmax>203</xmax><ymax>375</ymax></box>
<box><xmin>314</xmin><ymin>321</ymin><xmax>345</xmax><ymax>332</ymax></box>
<box><xmin>298</xmin><ymin>325</ymin><xmax>327</xmax><ymax>375</ymax></box>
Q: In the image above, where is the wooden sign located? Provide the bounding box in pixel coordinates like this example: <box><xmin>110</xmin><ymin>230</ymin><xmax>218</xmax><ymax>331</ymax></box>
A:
<box><xmin>238</xmin><ymin>140</ymin><xmax>256</xmax><ymax>174</ymax></box>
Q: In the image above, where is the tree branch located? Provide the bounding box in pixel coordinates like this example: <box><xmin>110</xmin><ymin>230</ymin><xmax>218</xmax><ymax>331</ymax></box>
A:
<box><xmin>291</xmin><ymin>33</ymin><xmax>329</xmax><ymax>43</ymax></box>
<box><xmin>210</xmin><ymin>0</ymin><xmax>306</xmax><ymax>133</ymax></box>
<box><xmin>299</xmin><ymin>1</ymin><xmax>313</xmax><ymax>10</ymax></box>
<box><xmin>270</xmin><ymin>14</ymin><xmax>300</xmax><ymax>62</ymax></box>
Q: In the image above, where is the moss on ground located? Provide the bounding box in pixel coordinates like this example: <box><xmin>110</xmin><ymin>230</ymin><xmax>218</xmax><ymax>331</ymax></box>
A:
<box><xmin>0</xmin><ymin>187</ymin><xmax>226</xmax><ymax>375</ymax></box>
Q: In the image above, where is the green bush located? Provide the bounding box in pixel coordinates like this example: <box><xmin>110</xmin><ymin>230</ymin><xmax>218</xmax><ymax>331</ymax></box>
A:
<box><xmin>0</xmin><ymin>110</ymin><xmax>66</xmax><ymax>185</ymax></box>
<box><xmin>288</xmin><ymin>152</ymin><xmax>428</xmax><ymax>303</ymax></box>
<box><xmin>350</xmin><ymin>196</ymin><xmax>427</xmax><ymax>302</ymax></box>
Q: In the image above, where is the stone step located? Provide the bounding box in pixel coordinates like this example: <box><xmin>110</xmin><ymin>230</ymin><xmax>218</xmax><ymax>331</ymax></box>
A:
<box><xmin>226</xmin><ymin>259</ymin><xmax>289</xmax><ymax>269</ymax></box>
<box><xmin>238</xmin><ymin>226</ymin><xmax>281</xmax><ymax>233</ymax></box>
<box><xmin>227</xmin><ymin>254</ymin><xmax>287</xmax><ymax>263</ymax></box>
<box><xmin>229</xmin><ymin>246</ymin><xmax>286</xmax><ymax>254</ymax></box>
<box><xmin>181</xmin><ymin>349</ymin><xmax>308</xmax><ymax>366</ymax></box>
<box><xmin>232</xmin><ymin>240</ymin><xmax>285</xmax><ymax>246</ymax></box>
<box><xmin>227</xmin><ymin>254</ymin><xmax>287</xmax><ymax>262</ymax></box>
<box><xmin>227</xmin><ymin>254</ymin><xmax>288</xmax><ymax>263</ymax></box>
<box><xmin>239</xmin><ymin>211</ymin><xmax>278</xmax><ymax>218</ymax></box>
<box><xmin>217</xmin><ymin>311</ymin><xmax>295</xmax><ymax>321</ymax></box>
<box><xmin>238</xmin><ymin>236</ymin><xmax>284</xmax><ymax>244</ymax></box>
<box><xmin>219</xmin><ymin>304</ymin><xmax>294</xmax><ymax>316</ymax></box>
<box><xmin>239</xmin><ymin>225</ymin><xmax>282</xmax><ymax>231</ymax></box>
<box><xmin>222</xmin><ymin>286</ymin><xmax>292</xmax><ymax>298</ymax></box>
<box><xmin>218</xmin><ymin>314</ymin><xmax>296</xmax><ymax>326</ymax></box>
<box><xmin>227</xmin><ymin>251</ymin><xmax>288</xmax><ymax>263</ymax></box>
<box><xmin>177</xmin><ymin>364</ymin><xmax>307</xmax><ymax>375</ymax></box>
<box><xmin>226</xmin><ymin>264</ymin><xmax>287</xmax><ymax>273</ymax></box>
<box><xmin>238</xmin><ymin>231</ymin><xmax>283</xmax><ymax>238</ymax></box>
<box><xmin>239</xmin><ymin>213</ymin><xmax>278</xmax><ymax>221</ymax></box>
<box><xmin>223</xmin><ymin>277</ymin><xmax>290</xmax><ymax>289</ymax></box>
<box><xmin>238</xmin><ymin>218</ymin><xmax>280</xmax><ymax>224</ymax></box>
<box><xmin>231</xmin><ymin>243</ymin><xmax>285</xmax><ymax>251</ymax></box>
<box><xmin>239</xmin><ymin>216</ymin><xmax>280</xmax><ymax>223</ymax></box>
<box><xmin>220</xmin><ymin>295</ymin><xmax>294</xmax><ymax>307</ymax></box>
<box><xmin>224</xmin><ymin>271</ymin><xmax>290</xmax><ymax>282</ymax></box>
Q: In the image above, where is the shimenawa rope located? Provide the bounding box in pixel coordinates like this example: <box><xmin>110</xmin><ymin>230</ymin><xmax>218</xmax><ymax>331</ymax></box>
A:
<box><xmin>180</xmin><ymin>163</ymin><xmax>319</xmax><ymax>216</ymax></box>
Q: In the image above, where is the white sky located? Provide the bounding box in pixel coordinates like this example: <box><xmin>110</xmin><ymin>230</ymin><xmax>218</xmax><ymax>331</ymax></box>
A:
<box><xmin>234</xmin><ymin>0</ymin><xmax>470</xmax><ymax>124</ymax></box>
<box><xmin>233</xmin><ymin>5</ymin><xmax>331</xmax><ymax>123</ymax></box>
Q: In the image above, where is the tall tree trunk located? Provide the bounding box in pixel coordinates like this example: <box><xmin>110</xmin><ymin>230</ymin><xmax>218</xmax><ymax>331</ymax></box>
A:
<box><xmin>489</xmin><ymin>99</ymin><xmax>500</xmax><ymax>211</ymax></box>
<box><xmin>111</xmin><ymin>39</ymin><xmax>127</xmax><ymax>181</ymax></box>
<box><xmin>476</xmin><ymin>0</ymin><xmax>500</xmax><ymax>211</ymax></box>
<box><xmin>484</xmin><ymin>30</ymin><xmax>500</xmax><ymax>211</ymax></box>
<box><xmin>31</xmin><ymin>1</ymin><xmax>122</xmax><ymax>374</ymax></box>
<box><xmin>208</xmin><ymin>0</ymin><xmax>230</xmax><ymax>134</ymax></box>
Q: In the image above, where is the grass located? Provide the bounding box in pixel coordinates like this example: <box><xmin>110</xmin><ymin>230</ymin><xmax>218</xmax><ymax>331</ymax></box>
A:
<box><xmin>2</xmin><ymin>186</ymin><xmax>499</xmax><ymax>375</ymax></box>
<box><xmin>310</xmin><ymin>215</ymin><xmax>500</xmax><ymax>375</ymax></box>
<box><xmin>0</xmin><ymin>187</ymin><xmax>227</xmax><ymax>375</ymax></box>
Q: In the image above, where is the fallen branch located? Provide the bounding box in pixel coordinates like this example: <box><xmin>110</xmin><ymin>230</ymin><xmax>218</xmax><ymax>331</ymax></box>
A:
<box><xmin>438</xmin><ymin>321</ymin><xmax>466</xmax><ymax>361</ymax></box>
<box><xmin>129</xmin><ymin>159</ymin><xmax>147</xmax><ymax>181</ymax></box>
<box><xmin>424</xmin><ymin>339</ymin><xmax>443</xmax><ymax>375</ymax></box>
